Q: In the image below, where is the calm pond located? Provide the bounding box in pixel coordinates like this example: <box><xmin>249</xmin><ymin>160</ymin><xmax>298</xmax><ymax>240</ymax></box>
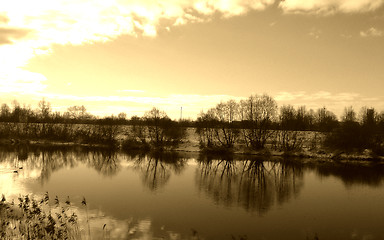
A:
<box><xmin>1</xmin><ymin>145</ymin><xmax>384</xmax><ymax>240</ymax></box>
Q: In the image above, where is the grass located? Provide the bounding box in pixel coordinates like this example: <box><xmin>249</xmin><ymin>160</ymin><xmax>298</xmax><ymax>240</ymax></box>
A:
<box><xmin>0</xmin><ymin>193</ymin><xmax>83</xmax><ymax>240</ymax></box>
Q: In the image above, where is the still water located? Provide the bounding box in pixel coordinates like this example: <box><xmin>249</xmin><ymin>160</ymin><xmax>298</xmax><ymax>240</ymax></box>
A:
<box><xmin>1</xmin><ymin>145</ymin><xmax>384</xmax><ymax>240</ymax></box>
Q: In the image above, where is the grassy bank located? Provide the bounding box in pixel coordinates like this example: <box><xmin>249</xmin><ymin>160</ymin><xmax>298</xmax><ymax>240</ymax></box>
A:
<box><xmin>1</xmin><ymin>122</ymin><xmax>383</xmax><ymax>161</ymax></box>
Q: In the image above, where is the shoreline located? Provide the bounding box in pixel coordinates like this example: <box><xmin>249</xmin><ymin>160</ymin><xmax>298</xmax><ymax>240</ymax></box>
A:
<box><xmin>2</xmin><ymin>137</ymin><xmax>384</xmax><ymax>163</ymax></box>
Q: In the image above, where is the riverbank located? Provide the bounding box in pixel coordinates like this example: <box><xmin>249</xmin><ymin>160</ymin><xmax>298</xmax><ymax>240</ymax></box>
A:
<box><xmin>2</xmin><ymin>131</ymin><xmax>384</xmax><ymax>164</ymax></box>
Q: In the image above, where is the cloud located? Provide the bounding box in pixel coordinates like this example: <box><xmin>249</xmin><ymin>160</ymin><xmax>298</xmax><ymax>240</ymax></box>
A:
<box><xmin>275</xmin><ymin>91</ymin><xmax>361</xmax><ymax>102</ymax></box>
<box><xmin>0</xmin><ymin>68</ymin><xmax>47</xmax><ymax>94</ymax></box>
<box><xmin>0</xmin><ymin>14</ymin><xmax>9</xmax><ymax>24</ymax></box>
<box><xmin>192</xmin><ymin>0</ymin><xmax>275</xmax><ymax>17</ymax></box>
<box><xmin>2</xmin><ymin>0</ymin><xmax>276</xmax><ymax>50</ymax></box>
<box><xmin>116</xmin><ymin>89</ymin><xmax>145</xmax><ymax>93</ymax></box>
<box><xmin>360</xmin><ymin>27</ymin><xmax>383</xmax><ymax>37</ymax></box>
<box><xmin>0</xmin><ymin>27</ymin><xmax>31</xmax><ymax>45</ymax></box>
<box><xmin>279</xmin><ymin>0</ymin><xmax>384</xmax><ymax>14</ymax></box>
<box><xmin>274</xmin><ymin>91</ymin><xmax>306</xmax><ymax>101</ymax></box>
<box><xmin>0</xmin><ymin>0</ymin><xmax>276</xmax><ymax>91</ymax></box>
<box><xmin>308</xmin><ymin>28</ymin><xmax>322</xmax><ymax>39</ymax></box>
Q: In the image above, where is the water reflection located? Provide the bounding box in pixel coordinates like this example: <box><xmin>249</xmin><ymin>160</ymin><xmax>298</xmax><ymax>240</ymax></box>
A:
<box><xmin>310</xmin><ymin>161</ymin><xmax>384</xmax><ymax>187</ymax></box>
<box><xmin>0</xmin><ymin>146</ymin><xmax>190</xmax><ymax>193</ymax></box>
<box><xmin>2</xmin><ymin>145</ymin><xmax>384</xmax><ymax>191</ymax></box>
<box><xmin>2</xmin><ymin>146</ymin><xmax>384</xmax><ymax>239</ymax></box>
<box><xmin>133</xmin><ymin>151</ymin><xmax>187</xmax><ymax>191</ymax></box>
<box><xmin>196</xmin><ymin>154</ymin><xmax>304</xmax><ymax>214</ymax></box>
<box><xmin>85</xmin><ymin>150</ymin><xmax>121</xmax><ymax>177</ymax></box>
<box><xmin>0</xmin><ymin>145</ymin><xmax>123</xmax><ymax>185</ymax></box>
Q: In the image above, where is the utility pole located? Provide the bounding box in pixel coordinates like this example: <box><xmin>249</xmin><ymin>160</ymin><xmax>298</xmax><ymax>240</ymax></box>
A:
<box><xmin>180</xmin><ymin>107</ymin><xmax>183</xmax><ymax>121</ymax></box>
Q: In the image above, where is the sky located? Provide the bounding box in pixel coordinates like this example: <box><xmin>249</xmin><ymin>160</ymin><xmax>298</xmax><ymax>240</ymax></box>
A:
<box><xmin>1</xmin><ymin>0</ymin><xmax>384</xmax><ymax>119</ymax></box>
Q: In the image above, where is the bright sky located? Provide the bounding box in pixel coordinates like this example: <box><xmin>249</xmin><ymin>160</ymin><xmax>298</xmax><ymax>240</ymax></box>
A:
<box><xmin>1</xmin><ymin>0</ymin><xmax>384</xmax><ymax>119</ymax></box>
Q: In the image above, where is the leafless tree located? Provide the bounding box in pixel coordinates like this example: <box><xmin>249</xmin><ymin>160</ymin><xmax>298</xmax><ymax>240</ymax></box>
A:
<box><xmin>64</xmin><ymin>105</ymin><xmax>89</xmax><ymax>120</ymax></box>
<box><xmin>196</xmin><ymin>100</ymin><xmax>240</xmax><ymax>149</ymax></box>
<box><xmin>342</xmin><ymin>106</ymin><xmax>357</xmax><ymax>123</ymax></box>
<box><xmin>277</xmin><ymin>105</ymin><xmax>304</xmax><ymax>152</ymax></box>
<box><xmin>38</xmin><ymin>98</ymin><xmax>51</xmax><ymax>120</ymax></box>
<box><xmin>239</xmin><ymin>94</ymin><xmax>277</xmax><ymax>149</ymax></box>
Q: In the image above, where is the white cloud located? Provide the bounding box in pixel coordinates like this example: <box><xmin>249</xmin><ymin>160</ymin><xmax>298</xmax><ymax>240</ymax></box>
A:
<box><xmin>360</xmin><ymin>27</ymin><xmax>383</xmax><ymax>37</ymax></box>
<box><xmin>116</xmin><ymin>89</ymin><xmax>145</xmax><ymax>93</ymax></box>
<box><xmin>275</xmin><ymin>91</ymin><xmax>361</xmax><ymax>102</ymax></box>
<box><xmin>1</xmin><ymin>0</ymin><xmax>276</xmax><ymax>55</ymax></box>
<box><xmin>279</xmin><ymin>0</ymin><xmax>384</xmax><ymax>14</ymax></box>
<box><xmin>0</xmin><ymin>68</ymin><xmax>47</xmax><ymax>94</ymax></box>
<box><xmin>274</xmin><ymin>91</ymin><xmax>306</xmax><ymax>101</ymax></box>
<box><xmin>308</xmin><ymin>28</ymin><xmax>322</xmax><ymax>39</ymax></box>
<box><xmin>0</xmin><ymin>0</ymin><xmax>276</xmax><ymax>92</ymax></box>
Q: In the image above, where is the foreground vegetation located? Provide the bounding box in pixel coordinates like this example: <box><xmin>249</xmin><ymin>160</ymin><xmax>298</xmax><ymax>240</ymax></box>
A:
<box><xmin>1</xmin><ymin>96</ymin><xmax>384</xmax><ymax>159</ymax></box>
<box><xmin>0</xmin><ymin>193</ymin><xmax>85</xmax><ymax>239</ymax></box>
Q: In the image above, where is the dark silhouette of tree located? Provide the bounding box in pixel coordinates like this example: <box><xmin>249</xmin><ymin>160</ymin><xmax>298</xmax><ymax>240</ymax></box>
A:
<box><xmin>38</xmin><ymin>98</ymin><xmax>51</xmax><ymax>121</ymax></box>
<box><xmin>324</xmin><ymin>107</ymin><xmax>384</xmax><ymax>154</ymax></box>
<box><xmin>64</xmin><ymin>105</ymin><xmax>89</xmax><ymax>121</ymax></box>
<box><xmin>238</xmin><ymin>94</ymin><xmax>277</xmax><ymax>149</ymax></box>
<box><xmin>342</xmin><ymin>106</ymin><xmax>357</xmax><ymax>123</ymax></box>
<box><xmin>144</xmin><ymin>107</ymin><xmax>169</xmax><ymax>145</ymax></box>
<box><xmin>0</xmin><ymin>103</ymin><xmax>11</xmax><ymax>121</ymax></box>
<box><xmin>196</xmin><ymin>100</ymin><xmax>240</xmax><ymax>150</ymax></box>
<box><xmin>277</xmin><ymin>105</ymin><xmax>304</xmax><ymax>152</ymax></box>
<box><xmin>196</xmin><ymin>109</ymin><xmax>217</xmax><ymax>148</ymax></box>
<box><xmin>123</xmin><ymin>107</ymin><xmax>186</xmax><ymax>150</ymax></box>
<box><xmin>314</xmin><ymin>107</ymin><xmax>338</xmax><ymax>132</ymax></box>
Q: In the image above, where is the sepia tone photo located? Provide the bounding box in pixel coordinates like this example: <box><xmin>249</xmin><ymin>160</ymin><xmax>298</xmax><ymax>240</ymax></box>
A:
<box><xmin>1</xmin><ymin>0</ymin><xmax>384</xmax><ymax>239</ymax></box>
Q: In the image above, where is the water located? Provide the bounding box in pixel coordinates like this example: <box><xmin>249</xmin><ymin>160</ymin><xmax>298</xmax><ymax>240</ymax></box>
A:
<box><xmin>1</xmin><ymin>145</ymin><xmax>384</xmax><ymax>240</ymax></box>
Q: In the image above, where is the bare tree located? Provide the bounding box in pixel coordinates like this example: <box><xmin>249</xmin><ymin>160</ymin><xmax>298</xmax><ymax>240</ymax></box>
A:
<box><xmin>144</xmin><ymin>107</ymin><xmax>169</xmax><ymax>145</ymax></box>
<box><xmin>239</xmin><ymin>94</ymin><xmax>277</xmax><ymax>149</ymax></box>
<box><xmin>315</xmin><ymin>107</ymin><xmax>338</xmax><ymax>132</ymax></box>
<box><xmin>342</xmin><ymin>106</ymin><xmax>357</xmax><ymax>123</ymax></box>
<box><xmin>140</xmin><ymin>107</ymin><xmax>186</xmax><ymax>148</ymax></box>
<box><xmin>277</xmin><ymin>105</ymin><xmax>304</xmax><ymax>152</ymax></box>
<box><xmin>38</xmin><ymin>98</ymin><xmax>51</xmax><ymax>120</ymax></box>
<box><xmin>196</xmin><ymin>100</ymin><xmax>240</xmax><ymax>149</ymax></box>
<box><xmin>65</xmin><ymin>105</ymin><xmax>89</xmax><ymax>120</ymax></box>
<box><xmin>0</xmin><ymin>103</ymin><xmax>11</xmax><ymax>120</ymax></box>
<box><xmin>196</xmin><ymin>109</ymin><xmax>217</xmax><ymax>148</ymax></box>
<box><xmin>212</xmin><ymin>100</ymin><xmax>240</xmax><ymax>148</ymax></box>
<box><xmin>117</xmin><ymin>112</ymin><xmax>127</xmax><ymax>120</ymax></box>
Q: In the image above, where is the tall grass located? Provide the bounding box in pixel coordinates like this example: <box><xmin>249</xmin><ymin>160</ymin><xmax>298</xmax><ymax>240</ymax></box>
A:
<box><xmin>0</xmin><ymin>193</ymin><xmax>81</xmax><ymax>239</ymax></box>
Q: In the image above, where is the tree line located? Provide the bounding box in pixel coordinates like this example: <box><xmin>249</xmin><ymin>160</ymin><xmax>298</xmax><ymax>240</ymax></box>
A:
<box><xmin>1</xmin><ymin>95</ymin><xmax>384</xmax><ymax>156</ymax></box>
<box><xmin>195</xmin><ymin>94</ymin><xmax>384</xmax><ymax>156</ymax></box>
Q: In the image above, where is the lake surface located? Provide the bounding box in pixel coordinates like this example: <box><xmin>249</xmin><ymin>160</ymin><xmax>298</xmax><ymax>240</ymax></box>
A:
<box><xmin>1</xmin><ymin>145</ymin><xmax>384</xmax><ymax>240</ymax></box>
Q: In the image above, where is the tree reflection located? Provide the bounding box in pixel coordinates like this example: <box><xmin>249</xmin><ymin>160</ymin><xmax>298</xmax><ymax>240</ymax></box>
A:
<box><xmin>196</xmin><ymin>155</ymin><xmax>304</xmax><ymax>214</ymax></box>
<box><xmin>86</xmin><ymin>150</ymin><xmax>120</xmax><ymax>177</ymax></box>
<box><xmin>0</xmin><ymin>145</ymin><xmax>124</xmax><ymax>183</ymax></box>
<box><xmin>237</xmin><ymin>159</ymin><xmax>273</xmax><ymax>213</ymax></box>
<box><xmin>38</xmin><ymin>149</ymin><xmax>79</xmax><ymax>184</ymax></box>
<box><xmin>134</xmin><ymin>152</ymin><xmax>186</xmax><ymax>191</ymax></box>
<box><xmin>312</xmin><ymin>162</ymin><xmax>384</xmax><ymax>187</ymax></box>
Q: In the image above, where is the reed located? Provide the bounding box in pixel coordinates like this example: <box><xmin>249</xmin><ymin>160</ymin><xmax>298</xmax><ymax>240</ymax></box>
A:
<box><xmin>0</xmin><ymin>193</ymin><xmax>81</xmax><ymax>240</ymax></box>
